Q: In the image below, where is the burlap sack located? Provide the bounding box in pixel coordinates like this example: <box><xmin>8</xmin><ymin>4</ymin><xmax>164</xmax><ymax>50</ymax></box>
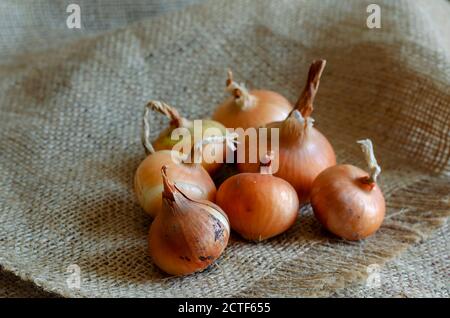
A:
<box><xmin>0</xmin><ymin>0</ymin><xmax>449</xmax><ymax>297</ymax></box>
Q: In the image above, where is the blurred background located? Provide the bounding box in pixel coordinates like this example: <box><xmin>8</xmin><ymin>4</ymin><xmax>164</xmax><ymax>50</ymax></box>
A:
<box><xmin>0</xmin><ymin>0</ymin><xmax>203</xmax><ymax>64</ymax></box>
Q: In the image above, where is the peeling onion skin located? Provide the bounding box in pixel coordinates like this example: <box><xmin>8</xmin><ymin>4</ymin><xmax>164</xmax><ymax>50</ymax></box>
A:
<box><xmin>213</xmin><ymin>90</ymin><xmax>293</xmax><ymax>130</ymax></box>
<box><xmin>216</xmin><ymin>172</ymin><xmax>299</xmax><ymax>241</ymax></box>
<box><xmin>134</xmin><ymin>150</ymin><xmax>216</xmax><ymax>218</ymax></box>
<box><xmin>148</xmin><ymin>166</ymin><xmax>229</xmax><ymax>276</ymax></box>
<box><xmin>310</xmin><ymin>164</ymin><xmax>385</xmax><ymax>241</ymax></box>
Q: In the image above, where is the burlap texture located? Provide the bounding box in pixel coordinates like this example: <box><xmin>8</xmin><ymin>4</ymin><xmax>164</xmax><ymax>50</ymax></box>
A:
<box><xmin>2</xmin><ymin>221</ymin><xmax>448</xmax><ymax>298</ymax></box>
<box><xmin>0</xmin><ymin>0</ymin><xmax>449</xmax><ymax>297</ymax></box>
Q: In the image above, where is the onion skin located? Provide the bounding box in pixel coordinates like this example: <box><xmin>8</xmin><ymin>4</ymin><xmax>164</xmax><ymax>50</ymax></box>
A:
<box><xmin>213</xmin><ymin>90</ymin><xmax>293</xmax><ymax>130</ymax></box>
<box><xmin>153</xmin><ymin>119</ymin><xmax>227</xmax><ymax>175</ymax></box>
<box><xmin>149</xmin><ymin>207</ymin><xmax>229</xmax><ymax>275</ymax></box>
<box><xmin>148</xmin><ymin>101</ymin><xmax>227</xmax><ymax>175</ymax></box>
<box><xmin>134</xmin><ymin>150</ymin><xmax>216</xmax><ymax>218</ymax></box>
<box><xmin>216</xmin><ymin>172</ymin><xmax>299</xmax><ymax>241</ymax></box>
<box><xmin>148</xmin><ymin>167</ymin><xmax>229</xmax><ymax>276</ymax></box>
<box><xmin>237</xmin><ymin>118</ymin><xmax>336</xmax><ymax>203</ymax></box>
<box><xmin>274</xmin><ymin>127</ymin><xmax>336</xmax><ymax>203</ymax></box>
<box><xmin>310</xmin><ymin>164</ymin><xmax>385</xmax><ymax>240</ymax></box>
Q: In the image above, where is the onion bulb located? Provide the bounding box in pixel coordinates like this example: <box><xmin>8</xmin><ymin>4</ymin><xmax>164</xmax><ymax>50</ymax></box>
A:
<box><xmin>149</xmin><ymin>101</ymin><xmax>227</xmax><ymax>174</ymax></box>
<box><xmin>149</xmin><ymin>166</ymin><xmax>230</xmax><ymax>276</ymax></box>
<box><xmin>212</xmin><ymin>70</ymin><xmax>293</xmax><ymax>130</ymax></box>
<box><xmin>135</xmin><ymin>104</ymin><xmax>232</xmax><ymax>218</ymax></box>
<box><xmin>216</xmin><ymin>153</ymin><xmax>299</xmax><ymax>241</ymax></box>
<box><xmin>237</xmin><ymin>60</ymin><xmax>336</xmax><ymax>203</ymax></box>
<box><xmin>311</xmin><ymin>139</ymin><xmax>385</xmax><ymax>240</ymax></box>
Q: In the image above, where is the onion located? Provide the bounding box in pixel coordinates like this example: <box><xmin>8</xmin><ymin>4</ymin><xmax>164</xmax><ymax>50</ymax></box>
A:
<box><xmin>134</xmin><ymin>150</ymin><xmax>216</xmax><ymax>218</ymax></box>
<box><xmin>216</xmin><ymin>153</ymin><xmax>299</xmax><ymax>241</ymax></box>
<box><xmin>237</xmin><ymin>60</ymin><xmax>336</xmax><ymax>203</ymax></box>
<box><xmin>311</xmin><ymin>139</ymin><xmax>385</xmax><ymax>240</ymax></box>
<box><xmin>212</xmin><ymin>70</ymin><xmax>293</xmax><ymax>130</ymax></box>
<box><xmin>149</xmin><ymin>101</ymin><xmax>227</xmax><ymax>175</ymax></box>
<box><xmin>149</xmin><ymin>166</ymin><xmax>230</xmax><ymax>276</ymax></box>
<box><xmin>134</xmin><ymin>104</ymin><xmax>218</xmax><ymax>218</ymax></box>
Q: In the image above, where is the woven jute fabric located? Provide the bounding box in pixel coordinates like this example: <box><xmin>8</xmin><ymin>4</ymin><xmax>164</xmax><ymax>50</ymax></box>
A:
<box><xmin>1</xmin><ymin>221</ymin><xmax>448</xmax><ymax>298</ymax></box>
<box><xmin>0</xmin><ymin>0</ymin><xmax>449</xmax><ymax>298</ymax></box>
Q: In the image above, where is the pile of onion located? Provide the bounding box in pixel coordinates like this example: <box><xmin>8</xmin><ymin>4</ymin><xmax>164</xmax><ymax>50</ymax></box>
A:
<box><xmin>131</xmin><ymin>59</ymin><xmax>390</xmax><ymax>277</ymax></box>
<box><xmin>212</xmin><ymin>70</ymin><xmax>293</xmax><ymax>130</ymax></box>
<box><xmin>237</xmin><ymin>60</ymin><xmax>336</xmax><ymax>203</ymax></box>
<box><xmin>311</xmin><ymin>139</ymin><xmax>385</xmax><ymax>240</ymax></box>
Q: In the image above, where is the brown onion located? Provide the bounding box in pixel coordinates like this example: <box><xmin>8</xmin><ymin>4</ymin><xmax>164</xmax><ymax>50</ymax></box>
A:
<box><xmin>311</xmin><ymin>139</ymin><xmax>385</xmax><ymax>240</ymax></box>
<box><xmin>149</xmin><ymin>101</ymin><xmax>227</xmax><ymax>175</ymax></box>
<box><xmin>237</xmin><ymin>60</ymin><xmax>336</xmax><ymax>203</ymax></box>
<box><xmin>149</xmin><ymin>166</ymin><xmax>230</xmax><ymax>276</ymax></box>
<box><xmin>216</xmin><ymin>154</ymin><xmax>299</xmax><ymax>241</ymax></box>
<box><xmin>212</xmin><ymin>70</ymin><xmax>293</xmax><ymax>130</ymax></box>
<box><xmin>134</xmin><ymin>104</ymin><xmax>216</xmax><ymax>218</ymax></box>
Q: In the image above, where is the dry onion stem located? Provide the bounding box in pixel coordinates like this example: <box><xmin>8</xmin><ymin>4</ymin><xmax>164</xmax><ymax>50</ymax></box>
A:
<box><xmin>212</xmin><ymin>70</ymin><xmax>293</xmax><ymax>130</ymax></box>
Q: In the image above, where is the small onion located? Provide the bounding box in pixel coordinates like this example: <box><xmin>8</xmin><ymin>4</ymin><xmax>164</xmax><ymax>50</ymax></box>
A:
<box><xmin>149</xmin><ymin>166</ymin><xmax>230</xmax><ymax>276</ymax></box>
<box><xmin>134</xmin><ymin>104</ymin><xmax>219</xmax><ymax>218</ymax></box>
<box><xmin>217</xmin><ymin>154</ymin><xmax>299</xmax><ymax>241</ymax></box>
<box><xmin>237</xmin><ymin>60</ymin><xmax>336</xmax><ymax>203</ymax></box>
<box><xmin>311</xmin><ymin>139</ymin><xmax>386</xmax><ymax>240</ymax></box>
<box><xmin>212</xmin><ymin>70</ymin><xmax>293</xmax><ymax>130</ymax></box>
<box><xmin>149</xmin><ymin>101</ymin><xmax>227</xmax><ymax>175</ymax></box>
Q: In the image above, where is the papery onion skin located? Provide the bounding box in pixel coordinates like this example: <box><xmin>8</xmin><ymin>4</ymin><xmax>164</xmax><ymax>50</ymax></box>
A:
<box><xmin>134</xmin><ymin>150</ymin><xmax>216</xmax><ymax>218</ymax></box>
<box><xmin>148</xmin><ymin>167</ymin><xmax>229</xmax><ymax>276</ymax></box>
<box><xmin>310</xmin><ymin>164</ymin><xmax>385</xmax><ymax>240</ymax></box>
<box><xmin>216</xmin><ymin>172</ymin><xmax>299</xmax><ymax>241</ymax></box>
<box><xmin>149</xmin><ymin>101</ymin><xmax>228</xmax><ymax>175</ymax></box>
<box><xmin>154</xmin><ymin>119</ymin><xmax>227</xmax><ymax>175</ymax></box>
<box><xmin>148</xmin><ymin>199</ymin><xmax>230</xmax><ymax>276</ymax></box>
<box><xmin>213</xmin><ymin>90</ymin><xmax>293</xmax><ymax>130</ymax></box>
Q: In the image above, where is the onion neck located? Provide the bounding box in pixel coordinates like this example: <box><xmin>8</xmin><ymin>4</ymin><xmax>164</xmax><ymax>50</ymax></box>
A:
<box><xmin>143</xmin><ymin>101</ymin><xmax>192</xmax><ymax>155</ymax></box>
<box><xmin>161</xmin><ymin>166</ymin><xmax>196</xmax><ymax>217</ymax></box>
<box><xmin>226</xmin><ymin>70</ymin><xmax>255</xmax><ymax>110</ymax></box>
<box><xmin>357</xmin><ymin>139</ymin><xmax>381</xmax><ymax>191</ymax></box>
<box><xmin>142</xmin><ymin>105</ymin><xmax>156</xmax><ymax>155</ymax></box>
<box><xmin>148</xmin><ymin>100</ymin><xmax>191</xmax><ymax>128</ymax></box>
<box><xmin>282</xmin><ymin>59</ymin><xmax>326</xmax><ymax>143</ymax></box>
<box><xmin>280</xmin><ymin>110</ymin><xmax>314</xmax><ymax>142</ymax></box>
<box><xmin>358</xmin><ymin>176</ymin><xmax>376</xmax><ymax>191</ymax></box>
<box><xmin>290</xmin><ymin>59</ymin><xmax>326</xmax><ymax>119</ymax></box>
<box><xmin>161</xmin><ymin>166</ymin><xmax>176</xmax><ymax>201</ymax></box>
